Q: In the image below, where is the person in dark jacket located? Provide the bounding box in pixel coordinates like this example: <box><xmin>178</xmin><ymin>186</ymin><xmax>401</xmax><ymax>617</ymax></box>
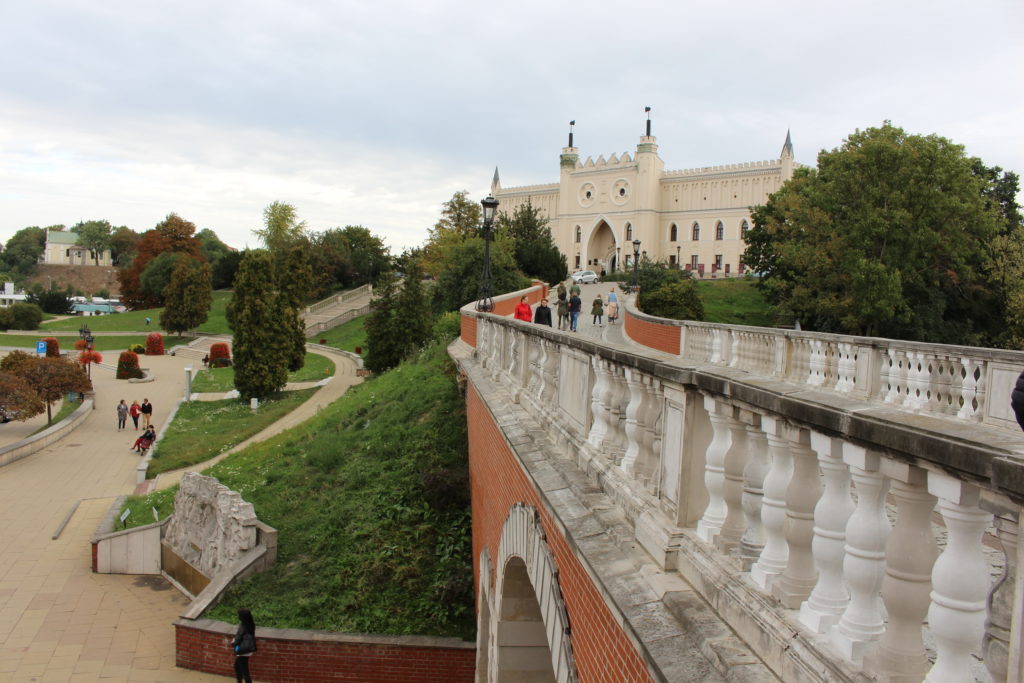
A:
<box><xmin>568</xmin><ymin>293</ymin><xmax>582</xmax><ymax>332</ymax></box>
<box><xmin>1012</xmin><ymin>370</ymin><xmax>1024</xmax><ymax>432</ymax></box>
<box><xmin>533</xmin><ymin>298</ymin><xmax>553</xmax><ymax>326</ymax></box>
<box><xmin>232</xmin><ymin>608</ymin><xmax>257</xmax><ymax>683</ymax></box>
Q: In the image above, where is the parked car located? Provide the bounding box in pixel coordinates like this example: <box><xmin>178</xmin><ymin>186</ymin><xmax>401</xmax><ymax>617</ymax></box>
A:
<box><xmin>571</xmin><ymin>270</ymin><xmax>600</xmax><ymax>284</ymax></box>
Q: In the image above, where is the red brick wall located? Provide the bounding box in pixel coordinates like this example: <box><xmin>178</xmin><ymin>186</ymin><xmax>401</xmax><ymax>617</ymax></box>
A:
<box><xmin>467</xmin><ymin>384</ymin><xmax>654</xmax><ymax>683</ymax></box>
<box><xmin>624</xmin><ymin>308</ymin><xmax>681</xmax><ymax>355</ymax></box>
<box><xmin>461</xmin><ymin>314</ymin><xmax>477</xmax><ymax>347</ymax></box>
<box><xmin>175</xmin><ymin>621</ymin><xmax>475</xmax><ymax>683</ymax></box>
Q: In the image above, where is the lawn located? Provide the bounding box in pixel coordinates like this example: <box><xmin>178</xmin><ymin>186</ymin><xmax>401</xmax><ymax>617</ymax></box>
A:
<box><xmin>30</xmin><ymin>399</ymin><xmax>81</xmax><ymax>435</ymax></box>
<box><xmin>0</xmin><ymin>334</ymin><xmax>190</xmax><ymax>352</ymax></box>
<box><xmin>191</xmin><ymin>353</ymin><xmax>336</xmax><ymax>392</ymax></box>
<box><xmin>697</xmin><ymin>277</ymin><xmax>775</xmax><ymax>327</ymax></box>
<box><xmin>39</xmin><ymin>290</ymin><xmax>233</xmax><ymax>333</ymax></box>
<box><xmin>121</xmin><ymin>335</ymin><xmax>473</xmax><ymax>640</ymax></box>
<box><xmin>145</xmin><ymin>388</ymin><xmax>318</xmax><ymax>476</ymax></box>
<box><xmin>308</xmin><ymin>314</ymin><xmax>367</xmax><ymax>354</ymax></box>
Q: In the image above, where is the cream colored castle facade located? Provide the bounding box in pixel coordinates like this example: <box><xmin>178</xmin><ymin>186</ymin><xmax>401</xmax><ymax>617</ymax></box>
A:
<box><xmin>491</xmin><ymin>130</ymin><xmax>797</xmax><ymax>277</ymax></box>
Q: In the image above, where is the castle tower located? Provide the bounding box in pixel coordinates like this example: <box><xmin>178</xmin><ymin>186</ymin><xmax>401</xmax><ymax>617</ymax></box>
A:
<box><xmin>634</xmin><ymin>109</ymin><xmax>664</xmax><ymax>253</ymax></box>
<box><xmin>781</xmin><ymin>129</ymin><xmax>794</xmax><ymax>180</ymax></box>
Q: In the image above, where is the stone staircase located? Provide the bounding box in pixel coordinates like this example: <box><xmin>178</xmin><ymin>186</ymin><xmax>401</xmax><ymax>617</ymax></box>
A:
<box><xmin>302</xmin><ymin>284</ymin><xmax>373</xmax><ymax>336</ymax></box>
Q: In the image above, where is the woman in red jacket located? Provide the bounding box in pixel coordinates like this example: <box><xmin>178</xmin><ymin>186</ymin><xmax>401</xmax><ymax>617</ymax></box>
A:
<box><xmin>514</xmin><ymin>296</ymin><xmax>533</xmax><ymax>322</ymax></box>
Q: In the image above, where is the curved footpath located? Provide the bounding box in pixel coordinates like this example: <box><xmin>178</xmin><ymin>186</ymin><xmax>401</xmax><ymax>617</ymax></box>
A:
<box><xmin>0</xmin><ymin>343</ymin><xmax>359</xmax><ymax>681</ymax></box>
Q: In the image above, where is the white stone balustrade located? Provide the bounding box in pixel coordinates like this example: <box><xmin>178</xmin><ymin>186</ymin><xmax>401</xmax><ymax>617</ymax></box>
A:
<box><xmin>463</xmin><ymin>301</ymin><xmax>1024</xmax><ymax>683</ymax></box>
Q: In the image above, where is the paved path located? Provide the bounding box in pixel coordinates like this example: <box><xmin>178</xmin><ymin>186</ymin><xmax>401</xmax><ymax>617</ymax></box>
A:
<box><xmin>0</xmin><ymin>344</ymin><xmax>359</xmax><ymax>681</ymax></box>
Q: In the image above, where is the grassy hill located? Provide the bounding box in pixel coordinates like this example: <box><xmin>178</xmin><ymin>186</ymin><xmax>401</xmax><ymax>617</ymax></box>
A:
<box><xmin>40</xmin><ymin>290</ymin><xmax>233</xmax><ymax>334</ymax></box>
<box><xmin>696</xmin><ymin>277</ymin><xmax>774</xmax><ymax>327</ymax></box>
<box><xmin>126</xmin><ymin>320</ymin><xmax>473</xmax><ymax>639</ymax></box>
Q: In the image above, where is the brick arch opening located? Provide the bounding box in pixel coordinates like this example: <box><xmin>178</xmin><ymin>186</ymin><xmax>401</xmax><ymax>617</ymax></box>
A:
<box><xmin>586</xmin><ymin>220</ymin><xmax>616</xmax><ymax>274</ymax></box>
<box><xmin>495</xmin><ymin>557</ymin><xmax>555</xmax><ymax>681</ymax></box>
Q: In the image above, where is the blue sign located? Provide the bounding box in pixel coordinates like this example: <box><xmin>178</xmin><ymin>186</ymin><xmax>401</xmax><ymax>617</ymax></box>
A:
<box><xmin>36</xmin><ymin>341</ymin><xmax>47</xmax><ymax>355</ymax></box>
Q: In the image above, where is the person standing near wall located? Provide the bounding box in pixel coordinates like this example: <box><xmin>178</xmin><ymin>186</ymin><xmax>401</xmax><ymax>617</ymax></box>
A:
<box><xmin>514</xmin><ymin>296</ymin><xmax>533</xmax><ymax>322</ymax></box>
<box><xmin>591</xmin><ymin>294</ymin><xmax>604</xmax><ymax>327</ymax></box>
<box><xmin>568</xmin><ymin>292</ymin><xmax>582</xmax><ymax>332</ymax></box>
<box><xmin>533</xmin><ymin>298</ymin><xmax>552</xmax><ymax>326</ymax></box>
<box><xmin>231</xmin><ymin>608</ymin><xmax>257</xmax><ymax>683</ymax></box>
<box><xmin>556</xmin><ymin>295</ymin><xmax>569</xmax><ymax>331</ymax></box>
<box><xmin>116</xmin><ymin>400</ymin><xmax>128</xmax><ymax>431</ymax></box>
<box><xmin>140</xmin><ymin>398</ymin><xmax>153</xmax><ymax>428</ymax></box>
<box><xmin>129</xmin><ymin>400</ymin><xmax>141</xmax><ymax>430</ymax></box>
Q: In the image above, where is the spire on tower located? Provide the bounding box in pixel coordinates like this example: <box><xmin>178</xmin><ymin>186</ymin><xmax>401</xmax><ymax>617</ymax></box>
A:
<box><xmin>491</xmin><ymin>167</ymin><xmax>500</xmax><ymax>193</ymax></box>
<box><xmin>781</xmin><ymin>129</ymin><xmax>794</xmax><ymax>158</ymax></box>
<box><xmin>644</xmin><ymin>106</ymin><xmax>652</xmax><ymax>137</ymax></box>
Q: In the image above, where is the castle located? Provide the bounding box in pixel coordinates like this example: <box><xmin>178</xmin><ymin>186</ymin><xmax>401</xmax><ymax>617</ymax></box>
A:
<box><xmin>491</xmin><ymin>122</ymin><xmax>798</xmax><ymax>277</ymax></box>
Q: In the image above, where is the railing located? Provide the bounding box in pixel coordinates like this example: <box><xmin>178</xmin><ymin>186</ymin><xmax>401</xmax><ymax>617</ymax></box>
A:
<box><xmin>462</xmin><ymin>300</ymin><xmax>1024</xmax><ymax>683</ymax></box>
<box><xmin>304</xmin><ymin>284</ymin><xmax>372</xmax><ymax>316</ymax></box>
<box><xmin>625</xmin><ymin>303</ymin><xmax>1024</xmax><ymax>432</ymax></box>
<box><xmin>304</xmin><ymin>303</ymin><xmax>370</xmax><ymax>337</ymax></box>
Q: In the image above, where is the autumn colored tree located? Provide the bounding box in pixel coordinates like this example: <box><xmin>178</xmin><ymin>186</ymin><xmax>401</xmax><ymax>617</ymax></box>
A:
<box><xmin>0</xmin><ymin>372</ymin><xmax>45</xmax><ymax>422</ymax></box>
<box><xmin>116</xmin><ymin>351</ymin><xmax>143</xmax><ymax>379</ymax></box>
<box><xmin>117</xmin><ymin>213</ymin><xmax>203</xmax><ymax>309</ymax></box>
<box><xmin>160</xmin><ymin>257</ymin><xmax>213</xmax><ymax>334</ymax></box>
<box><xmin>41</xmin><ymin>337</ymin><xmax>60</xmax><ymax>357</ymax></box>
<box><xmin>146</xmin><ymin>333</ymin><xmax>164</xmax><ymax>355</ymax></box>
<box><xmin>5</xmin><ymin>355</ymin><xmax>91</xmax><ymax>423</ymax></box>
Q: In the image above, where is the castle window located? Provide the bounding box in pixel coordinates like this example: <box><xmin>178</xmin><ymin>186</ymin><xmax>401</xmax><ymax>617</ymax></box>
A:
<box><xmin>625</xmin><ymin>223</ymin><xmax>633</xmax><ymax>241</ymax></box>
<box><xmin>691</xmin><ymin>223</ymin><xmax>700</xmax><ymax>241</ymax></box>
<box><xmin>575</xmin><ymin>226</ymin><xmax>581</xmax><ymax>243</ymax></box>
<box><xmin>715</xmin><ymin>222</ymin><xmax>725</xmax><ymax>240</ymax></box>
<box><xmin>741</xmin><ymin>219</ymin><xmax>750</xmax><ymax>239</ymax></box>
<box><xmin>690</xmin><ymin>255</ymin><xmax>699</xmax><ymax>270</ymax></box>
<box><xmin>575</xmin><ymin>254</ymin><xmax>581</xmax><ymax>269</ymax></box>
<box><xmin>669</xmin><ymin>224</ymin><xmax>677</xmax><ymax>242</ymax></box>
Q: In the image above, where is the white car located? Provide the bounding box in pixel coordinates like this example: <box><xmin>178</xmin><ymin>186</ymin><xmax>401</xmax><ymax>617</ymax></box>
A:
<box><xmin>571</xmin><ymin>270</ymin><xmax>600</xmax><ymax>284</ymax></box>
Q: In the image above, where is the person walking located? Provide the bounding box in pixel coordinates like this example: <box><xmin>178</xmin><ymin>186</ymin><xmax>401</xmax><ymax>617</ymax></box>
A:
<box><xmin>557</xmin><ymin>281</ymin><xmax>567</xmax><ymax>301</ymax></box>
<box><xmin>606</xmin><ymin>298</ymin><xmax>619</xmax><ymax>325</ymax></box>
<box><xmin>570</xmin><ymin>281</ymin><xmax>581</xmax><ymax>297</ymax></box>
<box><xmin>591</xmin><ymin>294</ymin><xmax>604</xmax><ymax>326</ymax></box>
<box><xmin>568</xmin><ymin>292</ymin><xmax>582</xmax><ymax>332</ymax></box>
<box><xmin>140</xmin><ymin>398</ymin><xmax>153</xmax><ymax>428</ymax></box>
<box><xmin>533</xmin><ymin>298</ymin><xmax>552</xmax><ymax>326</ymax></box>
<box><xmin>116</xmin><ymin>400</ymin><xmax>128</xmax><ymax>431</ymax></box>
<box><xmin>556</xmin><ymin>295</ymin><xmax>569</xmax><ymax>331</ymax></box>
<box><xmin>514</xmin><ymin>296</ymin><xmax>533</xmax><ymax>322</ymax></box>
<box><xmin>129</xmin><ymin>400</ymin><xmax>141</xmax><ymax>430</ymax></box>
<box><xmin>231</xmin><ymin>608</ymin><xmax>257</xmax><ymax>683</ymax></box>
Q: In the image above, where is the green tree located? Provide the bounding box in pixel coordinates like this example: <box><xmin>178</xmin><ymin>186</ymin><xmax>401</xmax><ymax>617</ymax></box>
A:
<box><xmin>743</xmin><ymin>122</ymin><xmax>1007</xmax><ymax>344</ymax></box>
<box><xmin>422</xmin><ymin>191</ymin><xmax>482</xmax><ymax>277</ymax></box>
<box><xmin>213</xmin><ymin>250</ymin><xmax>244</xmax><ymax>290</ymax></box>
<box><xmin>255</xmin><ymin>201</ymin><xmax>307</xmax><ymax>255</ymax></box>
<box><xmin>71</xmin><ymin>220</ymin><xmax>113</xmax><ymax>265</ymax></box>
<box><xmin>398</xmin><ymin>260</ymin><xmax>433</xmax><ymax>354</ymax></box>
<box><xmin>278</xmin><ymin>245</ymin><xmax>311</xmax><ymax>372</ymax></box>
<box><xmin>228</xmin><ymin>250</ymin><xmax>289</xmax><ymax>400</ymax></box>
<box><xmin>640</xmin><ymin>280</ymin><xmax>704</xmax><ymax>320</ymax></box>
<box><xmin>7</xmin><ymin>303</ymin><xmax>43</xmax><ymax>330</ymax></box>
<box><xmin>496</xmin><ymin>200</ymin><xmax>567</xmax><ymax>284</ymax></box>
<box><xmin>364</xmin><ymin>273</ymin><xmax>405</xmax><ymax>374</ymax></box>
<box><xmin>160</xmin><ymin>257</ymin><xmax>213</xmax><ymax>334</ymax></box>
<box><xmin>139</xmin><ymin>252</ymin><xmax>188</xmax><ymax>301</ymax></box>
<box><xmin>432</xmin><ymin>237</ymin><xmax>528</xmax><ymax>313</ymax></box>
<box><xmin>26</xmin><ymin>285</ymin><xmax>73</xmax><ymax>314</ymax></box>
<box><xmin>110</xmin><ymin>226</ymin><xmax>140</xmax><ymax>267</ymax></box>
<box><xmin>1</xmin><ymin>227</ymin><xmax>46</xmax><ymax>275</ymax></box>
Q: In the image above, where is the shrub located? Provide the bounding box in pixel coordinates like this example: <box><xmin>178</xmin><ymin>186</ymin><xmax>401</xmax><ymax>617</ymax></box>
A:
<box><xmin>129</xmin><ymin>343</ymin><xmax>146</xmax><ymax>354</ymax></box>
<box><xmin>209</xmin><ymin>342</ymin><xmax>231</xmax><ymax>363</ymax></box>
<box><xmin>145</xmin><ymin>332</ymin><xmax>164</xmax><ymax>355</ymax></box>
<box><xmin>8</xmin><ymin>303</ymin><xmax>43</xmax><ymax>330</ymax></box>
<box><xmin>41</xmin><ymin>337</ymin><xmax>60</xmax><ymax>357</ymax></box>
<box><xmin>73</xmin><ymin>339</ymin><xmax>88</xmax><ymax>351</ymax></box>
<box><xmin>116</xmin><ymin>351</ymin><xmax>143</xmax><ymax>380</ymax></box>
<box><xmin>0</xmin><ymin>308</ymin><xmax>12</xmax><ymax>331</ymax></box>
<box><xmin>639</xmin><ymin>280</ymin><xmax>705</xmax><ymax>321</ymax></box>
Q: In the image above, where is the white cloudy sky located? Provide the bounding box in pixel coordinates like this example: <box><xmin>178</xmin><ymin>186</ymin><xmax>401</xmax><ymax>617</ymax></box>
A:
<box><xmin>1</xmin><ymin>0</ymin><xmax>1021</xmax><ymax>252</ymax></box>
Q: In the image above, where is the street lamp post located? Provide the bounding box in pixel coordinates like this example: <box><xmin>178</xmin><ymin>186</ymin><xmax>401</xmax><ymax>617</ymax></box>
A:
<box><xmin>676</xmin><ymin>245</ymin><xmax>681</xmax><ymax>269</ymax></box>
<box><xmin>477</xmin><ymin>195</ymin><xmax>499</xmax><ymax>312</ymax></box>
<box><xmin>632</xmin><ymin>239</ymin><xmax>641</xmax><ymax>293</ymax></box>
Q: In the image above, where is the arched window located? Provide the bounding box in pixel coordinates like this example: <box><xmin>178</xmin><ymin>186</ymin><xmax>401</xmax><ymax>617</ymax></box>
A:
<box><xmin>691</xmin><ymin>222</ymin><xmax>700</xmax><ymax>241</ymax></box>
<box><xmin>669</xmin><ymin>224</ymin><xmax>678</xmax><ymax>242</ymax></box>
<box><xmin>741</xmin><ymin>219</ymin><xmax>750</xmax><ymax>239</ymax></box>
<box><xmin>715</xmin><ymin>221</ymin><xmax>725</xmax><ymax>240</ymax></box>
<box><xmin>575</xmin><ymin>226</ymin><xmax>581</xmax><ymax>243</ymax></box>
<box><xmin>625</xmin><ymin>223</ymin><xmax>633</xmax><ymax>241</ymax></box>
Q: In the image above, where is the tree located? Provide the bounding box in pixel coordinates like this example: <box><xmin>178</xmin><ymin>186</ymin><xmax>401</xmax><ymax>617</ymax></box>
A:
<box><xmin>255</xmin><ymin>201</ymin><xmax>306</xmax><ymax>255</ymax></box>
<box><xmin>640</xmin><ymin>280</ymin><xmax>704</xmax><ymax>320</ymax></box>
<box><xmin>160</xmin><ymin>257</ymin><xmax>213</xmax><ymax>334</ymax></box>
<box><xmin>40</xmin><ymin>337</ymin><xmax>60</xmax><ymax>357</ymax></box>
<box><xmin>5</xmin><ymin>355</ymin><xmax>91</xmax><ymax>423</ymax></box>
<box><xmin>364</xmin><ymin>273</ymin><xmax>405</xmax><ymax>374</ymax></box>
<box><xmin>278</xmin><ymin>245</ymin><xmax>311</xmax><ymax>372</ymax></box>
<box><xmin>0</xmin><ymin>372</ymin><xmax>45</xmax><ymax>422</ymax></box>
<box><xmin>71</xmin><ymin>220</ymin><xmax>113</xmax><ymax>265</ymax></box>
<box><xmin>398</xmin><ymin>260</ymin><xmax>433</xmax><ymax>354</ymax></box>
<box><xmin>26</xmin><ymin>286</ymin><xmax>73</xmax><ymax>314</ymax></box>
<box><xmin>110</xmin><ymin>226</ymin><xmax>140</xmax><ymax>267</ymax></box>
<box><xmin>1</xmin><ymin>227</ymin><xmax>46</xmax><ymax>275</ymax></box>
<box><xmin>496</xmin><ymin>200</ymin><xmax>568</xmax><ymax>284</ymax></box>
<box><xmin>139</xmin><ymin>251</ymin><xmax>188</xmax><ymax>301</ymax></box>
<box><xmin>7</xmin><ymin>303</ymin><xmax>43</xmax><ymax>330</ymax></box>
<box><xmin>422</xmin><ymin>191</ymin><xmax>482</xmax><ymax>277</ymax></box>
<box><xmin>228</xmin><ymin>250</ymin><xmax>289</xmax><ymax>400</ymax></box>
<box><xmin>432</xmin><ymin>236</ymin><xmax>528</xmax><ymax>313</ymax></box>
<box><xmin>117</xmin><ymin>213</ymin><xmax>202</xmax><ymax>309</ymax></box>
<box><xmin>743</xmin><ymin>122</ymin><xmax>1010</xmax><ymax>344</ymax></box>
<box><xmin>213</xmin><ymin>249</ymin><xmax>244</xmax><ymax>290</ymax></box>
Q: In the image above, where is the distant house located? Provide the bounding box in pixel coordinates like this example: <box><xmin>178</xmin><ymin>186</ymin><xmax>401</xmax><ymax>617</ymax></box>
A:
<box><xmin>0</xmin><ymin>282</ymin><xmax>27</xmax><ymax>308</ymax></box>
<box><xmin>39</xmin><ymin>229</ymin><xmax>113</xmax><ymax>266</ymax></box>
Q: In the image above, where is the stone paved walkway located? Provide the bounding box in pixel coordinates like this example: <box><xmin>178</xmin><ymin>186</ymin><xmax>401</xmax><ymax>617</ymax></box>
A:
<box><xmin>0</xmin><ymin>344</ymin><xmax>359</xmax><ymax>681</ymax></box>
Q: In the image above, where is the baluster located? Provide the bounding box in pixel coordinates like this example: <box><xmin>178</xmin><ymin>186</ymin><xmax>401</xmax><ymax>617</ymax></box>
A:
<box><xmin>605</xmin><ymin>366</ymin><xmax>628</xmax><ymax>462</ymax></box>
<box><xmin>541</xmin><ymin>341</ymin><xmax>559</xmax><ymax>411</ymax></box>
<box><xmin>867</xmin><ymin>463</ymin><xmax>937</xmax><ymax>681</ymax></box>
<box><xmin>710</xmin><ymin>328</ymin><xmax>723</xmax><ymax>364</ymax></box>
<box><xmin>957</xmin><ymin>357</ymin><xmax>984</xmax><ymax>420</ymax></box>
<box><xmin>697</xmin><ymin>397</ymin><xmax>733</xmax><ymax>544</ymax></box>
<box><xmin>808</xmin><ymin>339</ymin><xmax>825</xmax><ymax>386</ymax></box>
<box><xmin>831</xmin><ymin>444</ymin><xmax>890</xmax><ymax>665</ymax></box>
<box><xmin>927</xmin><ymin>356</ymin><xmax>953</xmax><ymax>416</ymax></box>
<box><xmin>621</xmin><ymin>368</ymin><xmax>646</xmax><ymax>476</ymax></box>
<box><xmin>533</xmin><ymin>340</ymin><xmax>547</xmax><ymax>406</ymax></box>
<box><xmin>740</xmin><ymin>417</ymin><xmax>768</xmax><ymax>569</ymax></box>
<box><xmin>924</xmin><ymin>474</ymin><xmax>992</xmax><ymax>683</ymax></box>
<box><xmin>585</xmin><ymin>358</ymin><xmax>610</xmax><ymax>454</ymax></box>
<box><xmin>799</xmin><ymin>432</ymin><xmax>854</xmax><ymax>633</ymax></box>
<box><xmin>984</xmin><ymin>511</ymin><xmax>1019</xmax><ymax>683</ymax></box>
<box><xmin>883</xmin><ymin>348</ymin><xmax>903</xmax><ymax>404</ymax></box>
<box><xmin>646</xmin><ymin>378</ymin><xmax>664</xmax><ymax>495</ymax></box>
<box><xmin>524</xmin><ymin>338</ymin><xmax>540</xmax><ymax>399</ymax></box>
<box><xmin>903</xmin><ymin>351</ymin><xmax>924</xmax><ymax>410</ymax></box>
<box><xmin>751</xmin><ymin>416</ymin><xmax>792</xmax><ymax>591</ymax></box>
<box><xmin>715</xmin><ymin>409</ymin><xmax>750</xmax><ymax>554</ymax></box>
<box><xmin>835</xmin><ymin>342</ymin><xmax>853</xmax><ymax>393</ymax></box>
<box><xmin>774</xmin><ymin>427</ymin><xmax>821</xmax><ymax>608</ymax></box>
<box><xmin>729</xmin><ymin>331</ymin><xmax>741</xmax><ymax>368</ymax></box>
<box><xmin>477</xmin><ymin>320</ymin><xmax>490</xmax><ymax>368</ymax></box>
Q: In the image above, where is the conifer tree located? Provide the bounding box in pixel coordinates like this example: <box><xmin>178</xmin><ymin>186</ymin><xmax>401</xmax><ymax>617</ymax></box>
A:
<box><xmin>364</xmin><ymin>273</ymin><xmax>404</xmax><ymax>374</ymax></box>
<box><xmin>228</xmin><ymin>250</ymin><xmax>289</xmax><ymax>400</ymax></box>
<box><xmin>278</xmin><ymin>245</ymin><xmax>311</xmax><ymax>372</ymax></box>
<box><xmin>160</xmin><ymin>257</ymin><xmax>213</xmax><ymax>334</ymax></box>
<box><xmin>398</xmin><ymin>261</ymin><xmax>432</xmax><ymax>354</ymax></box>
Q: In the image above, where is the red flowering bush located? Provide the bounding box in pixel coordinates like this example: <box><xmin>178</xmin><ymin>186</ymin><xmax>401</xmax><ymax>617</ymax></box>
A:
<box><xmin>41</xmin><ymin>337</ymin><xmax>60</xmax><ymax>357</ymax></box>
<box><xmin>116</xmin><ymin>351</ymin><xmax>143</xmax><ymax>379</ymax></box>
<box><xmin>73</xmin><ymin>339</ymin><xmax>88</xmax><ymax>351</ymax></box>
<box><xmin>209</xmin><ymin>342</ymin><xmax>232</xmax><ymax>367</ymax></box>
<box><xmin>78</xmin><ymin>349</ymin><xmax>103</xmax><ymax>368</ymax></box>
<box><xmin>145</xmin><ymin>332</ymin><xmax>164</xmax><ymax>355</ymax></box>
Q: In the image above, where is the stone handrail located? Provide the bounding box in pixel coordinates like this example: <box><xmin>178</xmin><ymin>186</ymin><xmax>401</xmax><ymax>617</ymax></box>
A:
<box><xmin>623</xmin><ymin>297</ymin><xmax>1024</xmax><ymax>432</ymax></box>
<box><xmin>458</xmin><ymin>304</ymin><xmax>1024</xmax><ymax>683</ymax></box>
<box><xmin>304</xmin><ymin>284</ymin><xmax>372</xmax><ymax>316</ymax></box>
<box><xmin>304</xmin><ymin>303</ymin><xmax>370</xmax><ymax>337</ymax></box>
